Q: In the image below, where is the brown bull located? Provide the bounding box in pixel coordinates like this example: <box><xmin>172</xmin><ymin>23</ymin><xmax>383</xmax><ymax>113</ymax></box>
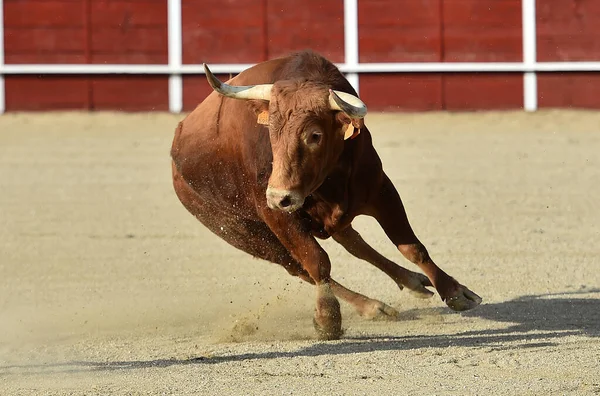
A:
<box><xmin>170</xmin><ymin>51</ymin><xmax>481</xmax><ymax>340</ymax></box>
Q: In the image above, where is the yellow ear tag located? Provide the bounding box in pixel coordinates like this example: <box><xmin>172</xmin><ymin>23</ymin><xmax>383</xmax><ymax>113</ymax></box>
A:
<box><xmin>257</xmin><ymin>110</ymin><xmax>269</xmax><ymax>125</ymax></box>
<box><xmin>344</xmin><ymin>123</ymin><xmax>354</xmax><ymax>140</ymax></box>
<box><xmin>344</xmin><ymin>123</ymin><xmax>360</xmax><ymax>140</ymax></box>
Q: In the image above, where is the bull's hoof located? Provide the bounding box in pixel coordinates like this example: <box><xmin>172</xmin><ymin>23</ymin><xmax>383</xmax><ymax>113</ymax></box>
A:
<box><xmin>360</xmin><ymin>301</ymin><xmax>400</xmax><ymax>321</ymax></box>
<box><xmin>409</xmin><ymin>289</ymin><xmax>435</xmax><ymax>299</ymax></box>
<box><xmin>314</xmin><ymin>283</ymin><xmax>342</xmax><ymax>340</ymax></box>
<box><xmin>313</xmin><ymin>317</ymin><xmax>343</xmax><ymax>341</ymax></box>
<box><xmin>444</xmin><ymin>285</ymin><xmax>482</xmax><ymax>311</ymax></box>
<box><xmin>398</xmin><ymin>271</ymin><xmax>435</xmax><ymax>299</ymax></box>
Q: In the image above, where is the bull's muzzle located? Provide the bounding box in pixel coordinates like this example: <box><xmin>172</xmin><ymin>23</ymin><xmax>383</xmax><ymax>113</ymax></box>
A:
<box><xmin>266</xmin><ymin>187</ymin><xmax>305</xmax><ymax>213</ymax></box>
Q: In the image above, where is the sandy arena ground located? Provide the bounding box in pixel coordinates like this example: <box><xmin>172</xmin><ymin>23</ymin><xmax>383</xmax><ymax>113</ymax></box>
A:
<box><xmin>0</xmin><ymin>110</ymin><xmax>599</xmax><ymax>395</ymax></box>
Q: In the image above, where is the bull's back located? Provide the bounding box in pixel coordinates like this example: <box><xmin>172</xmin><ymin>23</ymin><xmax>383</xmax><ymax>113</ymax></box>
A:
<box><xmin>170</xmin><ymin>80</ymin><xmax>291</xmax><ymax>264</ymax></box>
<box><xmin>171</xmin><ymin>73</ymin><xmax>271</xmax><ymax>224</ymax></box>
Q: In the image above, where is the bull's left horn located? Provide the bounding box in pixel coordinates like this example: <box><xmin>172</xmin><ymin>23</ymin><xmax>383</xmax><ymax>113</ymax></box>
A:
<box><xmin>329</xmin><ymin>89</ymin><xmax>367</xmax><ymax>119</ymax></box>
<box><xmin>203</xmin><ymin>64</ymin><xmax>272</xmax><ymax>101</ymax></box>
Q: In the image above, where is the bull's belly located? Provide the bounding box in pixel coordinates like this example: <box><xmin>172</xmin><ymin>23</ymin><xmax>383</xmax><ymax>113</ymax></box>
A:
<box><xmin>172</xmin><ymin>161</ymin><xmax>293</xmax><ymax>266</ymax></box>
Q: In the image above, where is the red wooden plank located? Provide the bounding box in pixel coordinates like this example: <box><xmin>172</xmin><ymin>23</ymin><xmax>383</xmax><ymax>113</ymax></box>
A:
<box><xmin>5</xmin><ymin>76</ymin><xmax>89</xmax><ymax>111</ymax></box>
<box><xmin>267</xmin><ymin>0</ymin><xmax>344</xmax><ymax>62</ymax></box>
<box><xmin>538</xmin><ymin>36</ymin><xmax>600</xmax><ymax>62</ymax></box>
<box><xmin>4</xmin><ymin>53</ymin><xmax>86</xmax><ymax>64</ymax></box>
<box><xmin>359</xmin><ymin>0</ymin><xmax>441</xmax><ymax>27</ymax></box>
<box><xmin>91</xmin><ymin>1</ymin><xmax>167</xmax><ymax>27</ymax></box>
<box><xmin>358</xmin><ymin>0</ymin><xmax>441</xmax><ymax>62</ymax></box>
<box><xmin>181</xmin><ymin>0</ymin><xmax>265</xmax><ymax>64</ymax></box>
<box><xmin>91</xmin><ymin>53</ymin><xmax>167</xmax><ymax>64</ymax></box>
<box><xmin>182</xmin><ymin>0</ymin><xmax>264</xmax><ymax>28</ymax></box>
<box><xmin>443</xmin><ymin>74</ymin><xmax>523</xmax><ymax>110</ymax></box>
<box><xmin>4</xmin><ymin>28</ymin><xmax>85</xmax><ymax>52</ymax></box>
<box><xmin>443</xmin><ymin>0</ymin><xmax>522</xmax><ymax>62</ymax></box>
<box><xmin>443</xmin><ymin>0</ymin><xmax>521</xmax><ymax>27</ymax></box>
<box><xmin>183</xmin><ymin>75</ymin><xmax>231</xmax><ymax>112</ymax></box>
<box><xmin>444</xmin><ymin>32</ymin><xmax>522</xmax><ymax>62</ymax></box>
<box><xmin>537</xmin><ymin>0</ymin><xmax>600</xmax><ymax>28</ymax></box>
<box><xmin>267</xmin><ymin>0</ymin><xmax>343</xmax><ymax>24</ymax></box>
<box><xmin>538</xmin><ymin>73</ymin><xmax>600</xmax><ymax>109</ymax></box>
<box><xmin>91</xmin><ymin>26</ymin><xmax>167</xmax><ymax>52</ymax></box>
<box><xmin>183</xmin><ymin>27</ymin><xmax>265</xmax><ymax>64</ymax></box>
<box><xmin>3</xmin><ymin>0</ymin><xmax>83</xmax><ymax>2</ymax></box>
<box><xmin>4</xmin><ymin>0</ymin><xmax>84</xmax><ymax>28</ymax></box>
<box><xmin>266</xmin><ymin>26</ymin><xmax>344</xmax><ymax>63</ymax></box>
<box><xmin>359</xmin><ymin>74</ymin><xmax>443</xmax><ymax>111</ymax></box>
<box><xmin>359</xmin><ymin>28</ymin><xmax>441</xmax><ymax>62</ymax></box>
<box><xmin>91</xmin><ymin>76</ymin><xmax>169</xmax><ymax>111</ymax></box>
<box><xmin>537</xmin><ymin>0</ymin><xmax>600</xmax><ymax>61</ymax></box>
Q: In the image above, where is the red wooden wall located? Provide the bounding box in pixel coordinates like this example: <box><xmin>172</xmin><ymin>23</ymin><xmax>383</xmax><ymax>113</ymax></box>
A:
<box><xmin>3</xmin><ymin>0</ymin><xmax>600</xmax><ymax>112</ymax></box>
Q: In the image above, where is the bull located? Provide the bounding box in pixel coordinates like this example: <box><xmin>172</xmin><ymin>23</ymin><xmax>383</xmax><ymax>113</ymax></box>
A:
<box><xmin>170</xmin><ymin>51</ymin><xmax>481</xmax><ymax>340</ymax></box>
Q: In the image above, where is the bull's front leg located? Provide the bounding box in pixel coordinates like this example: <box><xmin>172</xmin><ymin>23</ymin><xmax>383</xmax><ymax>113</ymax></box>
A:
<box><xmin>368</xmin><ymin>175</ymin><xmax>482</xmax><ymax>311</ymax></box>
<box><xmin>333</xmin><ymin>225</ymin><xmax>434</xmax><ymax>298</ymax></box>
<box><xmin>261</xmin><ymin>208</ymin><xmax>342</xmax><ymax>340</ymax></box>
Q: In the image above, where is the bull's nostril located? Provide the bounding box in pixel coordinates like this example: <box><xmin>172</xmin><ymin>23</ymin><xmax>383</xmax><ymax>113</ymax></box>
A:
<box><xmin>279</xmin><ymin>195</ymin><xmax>292</xmax><ymax>208</ymax></box>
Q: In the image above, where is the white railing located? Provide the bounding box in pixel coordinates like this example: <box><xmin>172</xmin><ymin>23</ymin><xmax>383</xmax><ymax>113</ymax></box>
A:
<box><xmin>3</xmin><ymin>62</ymin><xmax>600</xmax><ymax>75</ymax></box>
<box><xmin>1</xmin><ymin>0</ymin><xmax>599</xmax><ymax>114</ymax></box>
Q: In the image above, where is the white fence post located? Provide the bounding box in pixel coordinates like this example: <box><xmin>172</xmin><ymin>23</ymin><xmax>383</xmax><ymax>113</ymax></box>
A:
<box><xmin>0</xmin><ymin>0</ymin><xmax>5</xmax><ymax>114</ymax></box>
<box><xmin>167</xmin><ymin>0</ymin><xmax>183</xmax><ymax>113</ymax></box>
<box><xmin>522</xmin><ymin>0</ymin><xmax>538</xmax><ymax>111</ymax></box>
<box><xmin>343</xmin><ymin>0</ymin><xmax>359</xmax><ymax>94</ymax></box>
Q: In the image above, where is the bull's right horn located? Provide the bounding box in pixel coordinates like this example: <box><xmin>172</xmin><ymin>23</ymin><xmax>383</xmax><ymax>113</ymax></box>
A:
<box><xmin>329</xmin><ymin>89</ymin><xmax>367</xmax><ymax>119</ymax></box>
<box><xmin>203</xmin><ymin>64</ymin><xmax>272</xmax><ymax>101</ymax></box>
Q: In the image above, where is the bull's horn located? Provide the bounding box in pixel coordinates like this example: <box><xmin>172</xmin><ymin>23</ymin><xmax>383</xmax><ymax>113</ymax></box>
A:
<box><xmin>329</xmin><ymin>89</ymin><xmax>367</xmax><ymax>119</ymax></box>
<box><xmin>203</xmin><ymin>64</ymin><xmax>272</xmax><ymax>101</ymax></box>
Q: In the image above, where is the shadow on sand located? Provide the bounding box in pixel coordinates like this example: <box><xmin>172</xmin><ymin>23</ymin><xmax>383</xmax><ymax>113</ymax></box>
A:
<box><xmin>3</xmin><ymin>289</ymin><xmax>599</xmax><ymax>374</ymax></box>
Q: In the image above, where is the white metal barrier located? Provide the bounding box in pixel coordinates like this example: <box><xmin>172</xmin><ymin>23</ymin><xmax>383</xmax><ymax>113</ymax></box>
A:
<box><xmin>1</xmin><ymin>0</ymin><xmax>599</xmax><ymax>114</ymax></box>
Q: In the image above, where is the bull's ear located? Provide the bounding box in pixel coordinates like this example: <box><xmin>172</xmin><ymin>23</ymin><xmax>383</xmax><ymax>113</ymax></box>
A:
<box><xmin>336</xmin><ymin>112</ymin><xmax>364</xmax><ymax>140</ymax></box>
<box><xmin>247</xmin><ymin>100</ymin><xmax>270</xmax><ymax>126</ymax></box>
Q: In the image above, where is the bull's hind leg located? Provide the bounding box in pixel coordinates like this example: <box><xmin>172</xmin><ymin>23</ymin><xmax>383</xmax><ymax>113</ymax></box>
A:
<box><xmin>282</xmin><ymin>263</ymin><xmax>399</xmax><ymax>320</ymax></box>
<box><xmin>368</xmin><ymin>175</ymin><xmax>482</xmax><ymax>311</ymax></box>
<box><xmin>333</xmin><ymin>225</ymin><xmax>434</xmax><ymax>299</ymax></box>
<box><xmin>330</xmin><ymin>280</ymin><xmax>399</xmax><ymax>319</ymax></box>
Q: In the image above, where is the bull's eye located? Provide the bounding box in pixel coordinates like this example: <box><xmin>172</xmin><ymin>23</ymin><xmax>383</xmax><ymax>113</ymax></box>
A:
<box><xmin>307</xmin><ymin>131</ymin><xmax>322</xmax><ymax>146</ymax></box>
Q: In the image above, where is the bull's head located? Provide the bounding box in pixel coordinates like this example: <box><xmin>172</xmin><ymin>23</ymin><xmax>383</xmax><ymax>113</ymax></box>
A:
<box><xmin>204</xmin><ymin>64</ymin><xmax>367</xmax><ymax>213</ymax></box>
